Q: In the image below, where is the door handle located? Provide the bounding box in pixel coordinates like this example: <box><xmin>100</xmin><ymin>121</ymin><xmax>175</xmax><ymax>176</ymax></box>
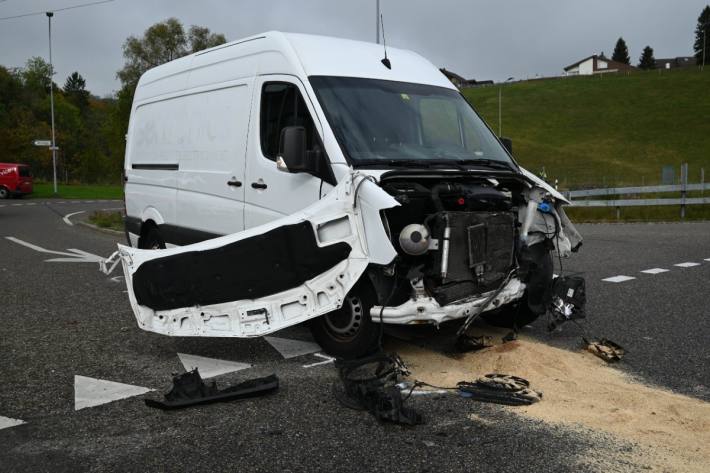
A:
<box><xmin>227</xmin><ymin>179</ymin><xmax>242</xmax><ymax>187</ymax></box>
<box><xmin>251</xmin><ymin>182</ymin><xmax>268</xmax><ymax>189</ymax></box>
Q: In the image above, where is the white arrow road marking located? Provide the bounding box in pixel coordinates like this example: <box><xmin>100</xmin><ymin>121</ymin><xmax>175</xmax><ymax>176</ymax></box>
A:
<box><xmin>74</xmin><ymin>375</ymin><xmax>152</xmax><ymax>411</ymax></box>
<box><xmin>177</xmin><ymin>353</ymin><xmax>251</xmax><ymax>378</ymax></box>
<box><xmin>302</xmin><ymin>353</ymin><xmax>336</xmax><ymax>368</ymax></box>
<box><xmin>62</xmin><ymin>210</ymin><xmax>85</xmax><ymax>226</ymax></box>
<box><xmin>264</xmin><ymin>336</ymin><xmax>322</xmax><ymax>359</ymax></box>
<box><xmin>5</xmin><ymin>237</ymin><xmax>104</xmax><ymax>263</ymax></box>
<box><xmin>0</xmin><ymin>415</ymin><xmax>25</xmax><ymax>431</ymax></box>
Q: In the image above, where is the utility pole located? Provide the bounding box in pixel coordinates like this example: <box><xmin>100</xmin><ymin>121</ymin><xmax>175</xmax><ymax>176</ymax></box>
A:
<box><xmin>376</xmin><ymin>0</ymin><xmax>381</xmax><ymax>44</ymax></box>
<box><xmin>47</xmin><ymin>11</ymin><xmax>58</xmax><ymax>194</ymax></box>
<box><xmin>704</xmin><ymin>24</ymin><xmax>708</xmax><ymax>72</ymax></box>
<box><xmin>498</xmin><ymin>87</ymin><xmax>502</xmax><ymax>136</ymax></box>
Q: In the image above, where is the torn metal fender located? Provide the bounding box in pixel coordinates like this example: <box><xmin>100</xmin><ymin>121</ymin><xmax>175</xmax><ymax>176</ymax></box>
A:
<box><xmin>116</xmin><ymin>174</ymin><xmax>399</xmax><ymax>337</ymax></box>
<box><xmin>519</xmin><ymin>167</ymin><xmax>570</xmax><ymax>204</ymax></box>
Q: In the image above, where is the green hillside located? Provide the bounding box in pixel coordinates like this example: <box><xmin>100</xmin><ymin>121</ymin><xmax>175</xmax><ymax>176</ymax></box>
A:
<box><xmin>463</xmin><ymin>69</ymin><xmax>710</xmax><ymax>190</ymax></box>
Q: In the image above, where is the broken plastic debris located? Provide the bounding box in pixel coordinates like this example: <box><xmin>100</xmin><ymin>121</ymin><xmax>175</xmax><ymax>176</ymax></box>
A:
<box><xmin>334</xmin><ymin>353</ymin><xmax>423</xmax><ymax>425</ymax></box>
<box><xmin>145</xmin><ymin>368</ymin><xmax>279</xmax><ymax>410</ymax></box>
<box><xmin>457</xmin><ymin>373</ymin><xmax>542</xmax><ymax>406</ymax></box>
<box><xmin>584</xmin><ymin>338</ymin><xmax>625</xmax><ymax>363</ymax></box>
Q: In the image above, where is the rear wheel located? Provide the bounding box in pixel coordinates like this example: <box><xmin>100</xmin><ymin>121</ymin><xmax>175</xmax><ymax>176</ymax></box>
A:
<box><xmin>309</xmin><ymin>281</ymin><xmax>380</xmax><ymax>359</ymax></box>
<box><xmin>0</xmin><ymin>187</ymin><xmax>9</xmax><ymax>199</ymax></box>
<box><xmin>139</xmin><ymin>226</ymin><xmax>166</xmax><ymax>250</ymax></box>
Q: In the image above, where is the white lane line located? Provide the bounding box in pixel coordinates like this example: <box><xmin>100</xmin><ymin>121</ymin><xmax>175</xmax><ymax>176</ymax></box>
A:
<box><xmin>11</xmin><ymin>203</ymin><xmax>22</xmax><ymax>206</ymax></box>
<box><xmin>264</xmin><ymin>336</ymin><xmax>321</xmax><ymax>359</ymax></box>
<box><xmin>302</xmin><ymin>353</ymin><xmax>336</xmax><ymax>368</ymax></box>
<box><xmin>0</xmin><ymin>415</ymin><xmax>25</xmax><ymax>431</ymax></box>
<box><xmin>640</xmin><ymin>268</ymin><xmax>669</xmax><ymax>275</ymax></box>
<box><xmin>704</xmin><ymin>258</ymin><xmax>710</xmax><ymax>262</ymax></box>
<box><xmin>602</xmin><ymin>275</ymin><xmax>636</xmax><ymax>283</ymax></box>
<box><xmin>177</xmin><ymin>353</ymin><xmax>251</xmax><ymax>378</ymax></box>
<box><xmin>62</xmin><ymin>210</ymin><xmax>85</xmax><ymax>226</ymax></box>
<box><xmin>74</xmin><ymin>375</ymin><xmax>152</xmax><ymax>411</ymax></box>
<box><xmin>674</xmin><ymin>262</ymin><xmax>700</xmax><ymax>268</ymax></box>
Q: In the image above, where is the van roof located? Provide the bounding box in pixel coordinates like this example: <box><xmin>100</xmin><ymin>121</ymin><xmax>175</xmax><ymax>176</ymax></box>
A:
<box><xmin>135</xmin><ymin>31</ymin><xmax>455</xmax><ymax>102</ymax></box>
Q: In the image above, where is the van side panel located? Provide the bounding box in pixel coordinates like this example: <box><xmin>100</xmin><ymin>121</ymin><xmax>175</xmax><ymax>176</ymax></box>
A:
<box><xmin>175</xmin><ymin>82</ymin><xmax>253</xmax><ymax>236</ymax></box>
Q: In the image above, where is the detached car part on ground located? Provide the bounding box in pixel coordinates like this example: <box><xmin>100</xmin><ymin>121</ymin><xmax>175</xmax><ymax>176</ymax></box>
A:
<box><xmin>108</xmin><ymin>170</ymin><xmax>582</xmax><ymax>358</ymax></box>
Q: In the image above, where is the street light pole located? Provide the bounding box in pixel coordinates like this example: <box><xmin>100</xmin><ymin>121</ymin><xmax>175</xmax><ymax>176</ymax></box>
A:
<box><xmin>376</xmin><ymin>0</ymin><xmax>381</xmax><ymax>44</ymax></box>
<box><xmin>47</xmin><ymin>11</ymin><xmax>58</xmax><ymax>194</ymax></box>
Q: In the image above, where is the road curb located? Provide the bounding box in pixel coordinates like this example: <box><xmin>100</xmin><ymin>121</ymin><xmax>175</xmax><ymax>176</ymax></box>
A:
<box><xmin>76</xmin><ymin>220</ymin><xmax>124</xmax><ymax>237</ymax></box>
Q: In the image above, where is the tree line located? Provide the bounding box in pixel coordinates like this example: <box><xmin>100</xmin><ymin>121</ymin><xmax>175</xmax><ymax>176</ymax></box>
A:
<box><xmin>0</xmin><ymin>18</ymin><xmax>225</xmax><ymax>184</ymax></box>
<box><xmin>611</xmin><ymin>5</ymin><xmax>710</xmax><ymax>70</ymax></box>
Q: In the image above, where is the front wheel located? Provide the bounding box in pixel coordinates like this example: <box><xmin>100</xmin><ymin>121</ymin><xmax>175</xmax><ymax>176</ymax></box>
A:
<box><xmin>0</xmin><ymin>187</ymin><xmax>9</xmax><ymax>199</ymax></box>
<box><xmin>309</xmin><ymin>281</ymin><xmax>380</xmax><ymax>359</ymax></box>
<box><xmin>481</xmin><ymin>292</ymin><xmax>542</xmax><ymax>328</ymax></box>
<box><xmin>139</xmin><ymin>226</ymin><xmax>166</xmax><ymax>250</ymax></box>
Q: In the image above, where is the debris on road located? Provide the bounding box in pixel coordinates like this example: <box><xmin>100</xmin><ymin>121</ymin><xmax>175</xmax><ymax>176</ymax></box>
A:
<box><xmin>395</xmin><ymin>333</ymin><xmax>710</xmax><ymax>473</ymax></box>
<box><xmin>584</xmin><ymin>338</ymin><xmax>626</xmax><ymax>363</ymax></box>
<box><xmin>334</xmin><ymin>353</ymin><xmax>423</xmax><ymax>425</ymax></box>
<box><xmin>457</xmin><ymin>374</ymin><xmax>542</xmax><ymax>406</ymax></box>
<box><xmin>145</xmin><ymin>369</ymin><xmax>279</xmax><ymax>410</ymax></box>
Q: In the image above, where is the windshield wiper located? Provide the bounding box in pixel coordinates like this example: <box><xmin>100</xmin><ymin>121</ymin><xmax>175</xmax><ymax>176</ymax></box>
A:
<box><xmin>452</xmin><ymin>158</ymin><xmax>516</xmax><ymax>171</ymax></box>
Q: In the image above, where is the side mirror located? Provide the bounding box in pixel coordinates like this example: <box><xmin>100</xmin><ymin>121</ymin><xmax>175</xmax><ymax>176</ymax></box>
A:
<box><xmin>500</xmin><ymin>137</ymin><xmax>513</xmax><ymax>155</ymax></box>
<box><xmin>277</xmin><ymin>126</ymin><xmax>308</xmax><ymax>173</ymax></box>
<box><xmin>277</xmin><ymin>125</ymin><xmax>337</xmax><ymax>186</ymax></box>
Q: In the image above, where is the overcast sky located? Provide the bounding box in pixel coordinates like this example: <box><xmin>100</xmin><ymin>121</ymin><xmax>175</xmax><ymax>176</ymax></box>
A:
<box><xmin>1</xmin><ymin>0</ymin><xmax>707</xmax><ymax>96</ymax></box>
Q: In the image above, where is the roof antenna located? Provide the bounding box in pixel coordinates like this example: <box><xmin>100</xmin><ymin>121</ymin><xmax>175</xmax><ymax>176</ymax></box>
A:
<box><xmin>380</xmin><ymin>14</ymin><xmax>391</xmax><ymax>69</ymax></box>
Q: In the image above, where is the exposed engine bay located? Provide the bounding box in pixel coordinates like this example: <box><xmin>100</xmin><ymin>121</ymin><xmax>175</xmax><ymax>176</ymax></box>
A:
<box><xmin>369</xmin><ymin>171</ymin><xmax>582</xmax><ymax>324</ymax></box>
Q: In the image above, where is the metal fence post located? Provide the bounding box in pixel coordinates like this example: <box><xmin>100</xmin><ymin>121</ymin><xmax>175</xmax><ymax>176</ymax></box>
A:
<box><xmin>680</xmin><ymin>163</ymin><xmax>688</xmax><ymax>219</ymax></box>
<box><xmin>701</xmin><ymin>168</ymin><xmax>705</xmax><ymax>197</ymax></box>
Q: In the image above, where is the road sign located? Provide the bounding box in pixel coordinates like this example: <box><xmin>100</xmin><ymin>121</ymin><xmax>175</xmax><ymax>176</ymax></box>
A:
<box><xmin>33</xmin><ymin>140</ymin><xmax>52</xmax><ymax>147</ymax></box>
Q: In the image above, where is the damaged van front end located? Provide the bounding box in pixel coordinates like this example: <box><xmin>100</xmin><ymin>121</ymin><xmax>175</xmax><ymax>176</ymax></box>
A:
<box><xmin>113</xmin><ymin>170</ymin><xmax>581</xmax><ymax>352</ymax></box>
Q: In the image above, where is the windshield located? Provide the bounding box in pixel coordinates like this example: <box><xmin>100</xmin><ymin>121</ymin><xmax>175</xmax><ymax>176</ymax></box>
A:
<box><xmin>309</xmin><ymin>76</ymin><xmax>515</xmax><ymax>169</ymax></box>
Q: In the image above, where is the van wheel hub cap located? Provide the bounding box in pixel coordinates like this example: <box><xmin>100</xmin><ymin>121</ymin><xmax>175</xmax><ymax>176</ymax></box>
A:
<box><xmin>324</xmin><ymin>295</ymin><xmax>362</xmax><ymax>338</ymax></box>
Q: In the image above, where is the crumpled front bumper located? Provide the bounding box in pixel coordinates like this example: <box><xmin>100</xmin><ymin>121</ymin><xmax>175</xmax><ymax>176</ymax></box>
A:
<box><xmin>370</xmin><ymin>278</ymin><xmax>526</xmax><ymax>326</ymax></box>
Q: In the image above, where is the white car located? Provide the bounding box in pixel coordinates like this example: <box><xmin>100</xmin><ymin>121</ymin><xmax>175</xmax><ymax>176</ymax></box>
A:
<box><xmin>117</xmin><ymin>31</ymin><xmax>582</xmax><ymax>358</ymax></box>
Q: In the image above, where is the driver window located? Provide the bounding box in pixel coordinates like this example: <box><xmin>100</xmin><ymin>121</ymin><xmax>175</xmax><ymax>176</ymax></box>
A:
<box><xmin>260</xmin><ymin>82</ymin><xmax>319</xmax><ymax>161</ymax></box>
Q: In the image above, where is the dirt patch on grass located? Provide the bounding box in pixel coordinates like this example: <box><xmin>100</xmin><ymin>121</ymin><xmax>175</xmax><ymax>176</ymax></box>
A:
<box><xmin>394</xmin><ymin>331</ymin><xmax>710</xmax><ymax>472</ymax></box>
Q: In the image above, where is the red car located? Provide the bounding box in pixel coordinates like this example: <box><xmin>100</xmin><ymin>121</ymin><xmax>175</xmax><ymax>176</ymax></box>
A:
<box><xmin>0</xmin><ymin>163</ymin><xmax>33</xmax><ymax>199</ymax></box>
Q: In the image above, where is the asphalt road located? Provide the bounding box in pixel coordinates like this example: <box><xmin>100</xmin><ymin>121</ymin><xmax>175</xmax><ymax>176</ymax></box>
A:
<box><xmin>1</xmin><ymin>199</ymin><xmax>708</xmax><ymax>472</ymax></box>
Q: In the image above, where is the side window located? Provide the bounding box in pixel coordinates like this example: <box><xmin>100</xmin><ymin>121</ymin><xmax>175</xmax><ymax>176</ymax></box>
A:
<box><xmin>260</xmin><ymin>82</ymin><xmax>319</xmax><ymax>161</ymax></box>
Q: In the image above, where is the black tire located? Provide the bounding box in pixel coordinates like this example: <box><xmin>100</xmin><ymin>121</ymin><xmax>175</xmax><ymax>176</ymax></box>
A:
<box><xmin>309</xmin><ymin>281</ymin><xmax>380</xmax><ymax>359</ymax></box>
<box><xmin>139</xmin><ymin>226</ymin><xmax>166</xmax><ymax>250</ymax></box>
<box><xmin>481</xmin><ymin>293</ymin><xmax>541</xmax><ymax>328</ymax></box>
<box><xmin>0</xmin><ymin>187</ymin><xmax>9</xmax><ymax>199</ymax></box>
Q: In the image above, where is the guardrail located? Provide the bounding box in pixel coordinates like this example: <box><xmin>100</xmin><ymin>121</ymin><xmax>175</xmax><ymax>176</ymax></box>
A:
<box><xmin>565</xmin><ymin>182</ymin><xmax>710</xmax><ymax>218</ymax></box>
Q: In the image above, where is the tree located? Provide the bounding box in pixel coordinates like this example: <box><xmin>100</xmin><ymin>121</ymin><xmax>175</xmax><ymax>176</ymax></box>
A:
<box><xmin>117</xmin><ymin>18</ymin><xmax>227</xmax><ymax>89</ymax></box>
<box><xmin>638</xmin><ymin>46</ymin><xmax>656</xmax><ymax>70</ymax></box>
<box><xmin>694</xmin><ymin>5</ymin><xmax>710</xmax><ymax>65</ymax></box>
<box><xmin>612</xmin><ymin>37</ymin><xmax>630</xmax><ymax>64</ymax></box>
<box><xmin>22</xmin><ymin>57</ymin><xmax>53</xmax><ymax>93</ymax></box>
<box><xmin>188</xmin><ymin>26</ymin><xmax>226</xmax><ymax>53</ymax></box>
<box><xmin>63</xmin><ymin>72</ymin><xmax>89</xmax><ymax>112</ymax></box>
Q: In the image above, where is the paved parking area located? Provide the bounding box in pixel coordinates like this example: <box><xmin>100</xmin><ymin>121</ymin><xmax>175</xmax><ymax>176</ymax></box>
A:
<box><xmin>1</xmin><ymin>200</ymin><xmax>708</xmax><ymax>472</ymax></box>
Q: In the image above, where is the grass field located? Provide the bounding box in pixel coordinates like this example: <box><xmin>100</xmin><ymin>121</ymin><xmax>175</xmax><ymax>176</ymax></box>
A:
<box><xmin>29</xmin><ymin>183</ymin><xmax>123</xmax><ymax>200</ymax></box>
<box><xmin>88</xmin><ymin>210</ymin><xmax>124</xmax><ymax>231</ymax></box>
<box><xmin>463</xmin><ymin>68</ymin><xmax>710</xmax><ymax>190</ymax></box>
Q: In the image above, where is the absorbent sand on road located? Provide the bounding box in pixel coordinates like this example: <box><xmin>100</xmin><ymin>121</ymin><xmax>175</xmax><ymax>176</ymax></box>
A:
<box><xmin>394</xmin><ymin>330</ymin><xmax>710</xmax><ymax>473</ymax></box>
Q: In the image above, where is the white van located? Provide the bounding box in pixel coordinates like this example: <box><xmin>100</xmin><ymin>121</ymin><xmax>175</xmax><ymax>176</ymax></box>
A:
<box><xmin>119</xmin><ymin>31</ymin><xmax>582</xmax><ymax>358</ymax></box>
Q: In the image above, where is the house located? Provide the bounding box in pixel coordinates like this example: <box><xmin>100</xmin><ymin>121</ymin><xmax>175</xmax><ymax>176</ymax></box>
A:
<box><xmin>564</xmin><ymin>53</ymin><xmax>636</xmax><ymax>76</ymax></box>
<box><xmin>438</xmin><ymin>68</ymin><xmax>487</xmax><ymax>88</ymax></box>
<box><xmin>654</xmin><ymin>56</ymin><xmax>695</xmax><ymax>70</ymax></box>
